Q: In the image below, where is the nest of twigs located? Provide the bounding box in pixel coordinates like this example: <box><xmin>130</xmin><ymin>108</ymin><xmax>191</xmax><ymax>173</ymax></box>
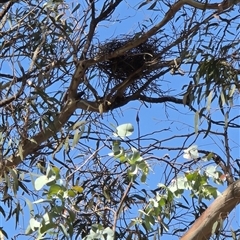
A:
<box><xmin>95</xmin><ymin>35</ymin><xmax>162</xmax><ymax>96</ymax></box>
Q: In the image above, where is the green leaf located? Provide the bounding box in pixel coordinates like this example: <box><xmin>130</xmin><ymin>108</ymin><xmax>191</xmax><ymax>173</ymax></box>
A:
<box><xmin>203</xmin><ymin>118</ymin><xmax>211</xmax><ymax>139</ymax></box>
<box><xmin>25</xmin><ymin>225</ymin><xmax>34</xmax><ymax>235</ymax></box>
<box><xmin>147</xmin><ymin>1</ymin><xmax>157</xmax><ymax>10</ymax></box>
<box><xmin>194</xmin><ymin>111</ymin><xmax>199</xmax><ymax>134</ymax></box>
<box><xmin>128</xmin><ymin>220</ymin><xmax>137</xmax><ymax>228</ymax></box>
<box><xmin>211</xmin><ymin>221</ymin><xmax>219</xmax><ymax>235</ymax></box>
<box><xmin>103</xmin><ymin>186</ymin><xmax>111</xmax><ymax>201</ymax></box>
<box><xmin>65</xmin><ymin>189</ymin><xmax>75</xmax><ymax>197</ymax></box>
<box><xmin>205</xmin><ymin>165</ymin><xmax>219</xmax><ymax>179</ymax></box>
<box><xmin>220</xmin><ymin>91</ymin><xmax>226</xmax><ymax>106</ymax></box>
<box><xmin>144</xmin><ymin>215</ymin><xmax>153</xmax><ymax>230</ymax></box>
<box><xmin>206</xmin><ymin>90</ymin><xmax>212</xmax><ymax>112</ymax></box>
<box><xmin>129</xmin><ymin>148</ymin><xmax>142</xmax><ymax>164</ymax></box>
<box><xmin>34</xmin><ymin>175</ymin><xmax>56</xmax><ymax>191</ymax></box>
<box><xmin>72</xmin><ymin>121</ymin><xmax>86</xmax><ymax>130</ymax></box>
<box><xmin>25</xmin><ymin>198</ymin><xmax>34</xmax><ymax>217</ymax></box>
<box><xmin>72</xmin><ymin>3</ymin><xmax>80</xmax><ymax>13</ymax></box>
<box><xmin>33</xmin><ymin>199</ymin><xmax>52</xmax><ymax>204</ymax></box>
<box><xmin>63</xmin><ymin>137</ymin><xmax>69</xmax><ymax>152</ymax></box>
<box><xmin>29</xmin><ymin>218</ymin><xmax>41</xmax><ymax>231</ymax></box>
<box><xmin>183</xmin><ymin>145</ymin><xmax>199</xmax><ymax>160</ymax></box>
<box><xmin>169</xmin><ymin>176</ymin><xmax>188</xmax><ymax>193</ymax></box>
<box><xmin>72</xmin><ymin>185</ymin><xmax>84</xmax><ymax>193</ymax></box>
<box><xmin>48</xmin><ymin>184</ymin><xmax>64</xmax><ymax>197</ymax></box>
<box><xmin>206</xmin><ymin>152</ymin><xmax>214</xmax><ymax>160</ymax></box>
<box><xmin>111</xmin><ymin>140</ymin><xmax>121</xmax><ymax>155</ymax></box>
<box><xmin>12</xmin><ymin>202</ymin><xmax>21</xmax><ymax>228</ymax></box>
<box><xmin>42</xmin><ymin>212</ymin><xmax>51</xmax><ymax>225</ymax></box>
<box><xmin>141</xmin><ymin>173</ymin><xmax>147</xmax><ymax>183</ymax></box>
<box><xmin>34</xmin><ymin>176</ymin><xmax>48</xmax><ymax>190</ymax></box>
<box><xmin>40</xmin><ymin>222</ymin><xmax>55</xmax><ymax>234</ymax></box>
<box><xmin>102</xmin><ymin>227</ymin><xmax>115</xmax><ymax>239</ymax></box>
<box><xmin>0</xmin><ymin>206</ymin><xmax>5</xmax><ymax>218</ymax></box>
<box><xmin>18</xmin><ymin>180</ymin><xmax>30</xmax><ymax>194</ymax></box>
<box><xmin>9</xmin><ymin>168</ymin><xmax>19</xmax><ymax>195</ymax></box>
<box><xmin>0</xmin><ymin>228</ymin><xmax>8</xmax><ymax>239</ymax></box>
<box><xmin>114</xmin><ymin>123</ymin><xmax>134</xmax><ymax>138</ymax></box>
<box><xmin>138</xmin><ymin>1</ymin><xmax>148</xmax><ymax>9</ymax></box>
<box><xmin>52</xmin><ymin>166</ymin><xmax>60</xmax><ymax>178</ymax></box>
<box><xmin>229</xmin><ymin>84</ymin><xmax>236</xmax><ymax>97</ymax></box>
<box><xmin>138</xmin><ymin>161</ymin><xmax>149</xmax><ymax>175</ymax></box>
<box><xmin>203</xmin><ymin>185</ymin><xmax>218</xmax><ymax>198</ymax></box>
<box><xmin>109</xmin><ymin>141</ymin><xmax>127</xmax><ymax>162</ymax></box>
<box><xmin>231</xmin><ymin>229</ymin><xmax>237</xmax><ymax>239</ymax></box>
<box><xmin>161</xmin><ymin>221</ymin><xmax>169</xmax><ymax>232</ymax></box>
<box><xmin>59</xmin><ymin>223</ymin><xmax>69</xmax><ymax>238</ymax></box>
<box><xmin>128</xmin><ymin>164</ymin><xmax>138</xmax><ymax>176</ymax></box>
<box><xmin>72</xmin><ymin>128</ymin><xmax>82</xmax><ymax>148</ymax></box>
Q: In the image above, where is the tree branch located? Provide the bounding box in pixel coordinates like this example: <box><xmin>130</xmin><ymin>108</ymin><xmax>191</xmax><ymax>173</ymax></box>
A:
<box><xmin>1</xmin><ymin>100</ymin><xmax>78</xmax><ymax>172</ymax></box>
<box><xmin>86</xmin><ymin>0</ymin><xmax>236</xmax><ymax>66</ymax></box>
<box><xmin>113</xmin><ymin>182</ymin><xmax>132</xmax><ymax>234</ymax></box>
<box><xmin>181</xmin><ymin>179</ymin><xmax>240</xmax><ymax>240</ymax></box>
<box><xmin>139</xmin><ymin>95</ymin><xmax>184</xmax><ymax>104</ymax></box>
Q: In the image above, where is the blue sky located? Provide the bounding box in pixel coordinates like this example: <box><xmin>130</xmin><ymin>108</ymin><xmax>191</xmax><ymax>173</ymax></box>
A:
<box><xmin>1</xmin><ymin>0</ymin><xmax>240</xmax><ymax>239</ymax></box>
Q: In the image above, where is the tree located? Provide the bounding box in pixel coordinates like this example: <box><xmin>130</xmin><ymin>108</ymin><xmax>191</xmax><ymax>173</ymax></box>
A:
<box><xmin>0</xmin><ymin>0</ymin><xmax>239</xmax><ymax>239</ymax></box>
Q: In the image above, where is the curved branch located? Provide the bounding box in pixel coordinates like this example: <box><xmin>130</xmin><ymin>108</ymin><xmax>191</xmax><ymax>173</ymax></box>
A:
<box><xmin>77</xmin><ymin>99</ymin><xmax>100</xmax><ymax>112</ymax></box>
<box><xmin>96</xmin><ymin>0</ymin><xmax>123</xmax><ymax>22</ymax></box>
<box><xmin>0</xmin><ymin>1</ymin><xmax>14</xmax><ymax>24</ymax></box>
<box><xmin>0</xmin><ymin>79</ymin><xmax>26</xmax><ymax>107</ymax></box>
<box><xmin>113</xmin><ymin>182</ymin><xmax>132</xmax><ymax>234</ymax></box>
<box><xmin>68</xmin><ymin>61</ymin><xmax>88</xmax><ymax>99</ymax></box>
<box><xmin>181</xmin><ymin>179</ymin><xmax>240</xmax><ymax>240</ymax></box>
<box><xmin>1</xmin><ymin>100</ymin><xmax>78</xmax><ymax>172</ymax></box>
<box><xmin>75</xmin><ymin>94</ymin><xmax>185</xmax><ymax>113</ymax></box>
<box><xmin>184</xmin><ymin>0</ymin><xmax>239</xmax><ymax>9</ymax></box>
<box><xmin>87</xmin><ymin>0</ymin><xmax>237</xmax><ymax>66</ymax></box>
<box><xmin>139</xmin><ymin>95</ymin><xmax>184</xmax><ymax>104</ymax></box>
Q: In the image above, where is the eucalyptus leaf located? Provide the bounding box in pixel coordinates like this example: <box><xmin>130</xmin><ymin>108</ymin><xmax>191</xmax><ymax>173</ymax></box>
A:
<box><xmin>34</xmin><ymin>175</ymin><xmax>56</xmax><ymax>191</ymax></box>
<box><xmin>29</xmin><ymin>218</ymin><xmax>41</xmax><ymax>231</ymax></box>
<box><xmin>114</xmin><ymin>123</ymin><xmax>134</xmax><ymax>138</ymax></box>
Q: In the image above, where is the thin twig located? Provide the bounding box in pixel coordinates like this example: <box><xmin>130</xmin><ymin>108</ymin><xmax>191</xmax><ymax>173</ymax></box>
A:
<box><xmin>112</xmin><ymin>181</ymin><xmax>132</xmax><ymax>234</ymax></box>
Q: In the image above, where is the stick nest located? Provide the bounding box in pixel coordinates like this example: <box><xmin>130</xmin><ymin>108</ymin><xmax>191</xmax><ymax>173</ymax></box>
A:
<box><xmin>94</xmin><ymin>35</ymin><xmax>162</xmax><ymax>96</ymax></box>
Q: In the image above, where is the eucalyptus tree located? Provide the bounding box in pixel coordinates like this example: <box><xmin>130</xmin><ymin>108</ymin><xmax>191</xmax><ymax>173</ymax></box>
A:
<box><xmin>0</xmin><ymin>0</ymin><xmax>239</xmax><ymax>239</ymax></box>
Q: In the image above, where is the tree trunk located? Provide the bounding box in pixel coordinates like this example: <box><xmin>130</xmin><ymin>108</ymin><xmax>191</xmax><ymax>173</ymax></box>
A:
<box><xmin>181</xmin><ymin>180</ymin><xmax>240</xmax><ymax>240</ymax></box>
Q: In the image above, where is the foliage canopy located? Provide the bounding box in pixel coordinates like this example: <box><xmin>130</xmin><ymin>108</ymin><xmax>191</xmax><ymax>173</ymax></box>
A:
<box><xmin>0</xmin><ymin>0</ymin><xmax>239</xmax><ymax>239</ymax></box>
